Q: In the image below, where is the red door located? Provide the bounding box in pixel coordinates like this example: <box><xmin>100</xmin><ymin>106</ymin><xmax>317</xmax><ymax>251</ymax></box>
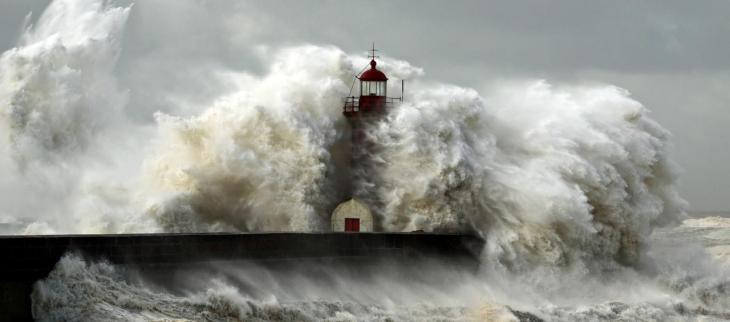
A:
<box><xmin>345</xmin><ymin>218</ymin><xmax>360</xmax><ymax>232</ymax></box>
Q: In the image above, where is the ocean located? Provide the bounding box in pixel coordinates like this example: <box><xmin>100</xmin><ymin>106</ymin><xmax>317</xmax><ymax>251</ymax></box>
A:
<box><xmin>1</xmin><ymin>1</ymin><xmax>727</xmax><ymax>321</ymax></box>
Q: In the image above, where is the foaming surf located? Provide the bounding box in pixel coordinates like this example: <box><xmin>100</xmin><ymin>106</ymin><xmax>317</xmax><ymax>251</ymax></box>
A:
<box><xmin>1</xmin><ymin>0</ymin><xmax>728</xmax><ymax>321</ymax></box>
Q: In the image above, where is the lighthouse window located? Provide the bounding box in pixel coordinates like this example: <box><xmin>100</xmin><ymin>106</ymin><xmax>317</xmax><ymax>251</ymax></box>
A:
<box><xmin>361</xmin><ymin>81</ymin><xmax>386</xmax><ymax>96</ymax></box>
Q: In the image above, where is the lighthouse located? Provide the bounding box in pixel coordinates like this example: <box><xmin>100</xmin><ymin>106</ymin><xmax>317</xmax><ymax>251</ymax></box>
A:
<box><xmin>332</xmin><ymin>45</ymin><xmax>403</xmax><ymax>232</ymax></box>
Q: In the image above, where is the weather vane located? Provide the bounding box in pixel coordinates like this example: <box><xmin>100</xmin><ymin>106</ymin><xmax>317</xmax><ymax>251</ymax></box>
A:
<box><xmin>368</xmin><ymin>42</ymin><xmax>379</xmax><ymax>60</ymax></box>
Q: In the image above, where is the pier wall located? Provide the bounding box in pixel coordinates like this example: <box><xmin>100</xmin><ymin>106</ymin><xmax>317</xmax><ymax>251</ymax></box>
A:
<box><xmin>0</xmin><ymin>233</ymin><xmax>484</xmax><ymax>320</ymax></box>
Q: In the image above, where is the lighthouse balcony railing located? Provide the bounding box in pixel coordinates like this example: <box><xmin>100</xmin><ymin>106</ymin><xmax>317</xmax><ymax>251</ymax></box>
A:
<box><xmin>343</xmin><ymin>96</ymin><xmax>403</xmax><ymax>113</ymax></box>
<box><xmin>385</xmin><ymin>97</ymin><xmax>404</xmax><ymax>104</ymax></box>
<box><xmin>343</xmin><ymin>96</ymin><xmax>359</xmax><ymax>112</ymax></box>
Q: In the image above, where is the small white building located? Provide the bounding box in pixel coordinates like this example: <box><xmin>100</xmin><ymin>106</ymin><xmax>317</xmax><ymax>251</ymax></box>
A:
<box><xmin>331</xmin><ymin>198</ymin><xmax>373</xmax><ymax>232</ymax></box>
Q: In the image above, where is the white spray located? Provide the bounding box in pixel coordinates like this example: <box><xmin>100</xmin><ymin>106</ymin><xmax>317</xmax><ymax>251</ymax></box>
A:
<box><xmin>2</xmin><ymin>0</ymin><xmax>728</xmax><ymax>321</ymax></box>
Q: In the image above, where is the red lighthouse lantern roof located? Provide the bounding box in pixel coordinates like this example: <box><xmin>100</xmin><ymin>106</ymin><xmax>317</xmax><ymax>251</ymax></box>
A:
<box><xmin>358</xmin><ymin>59</ymin><xmax>388</xmax><ymax>81</ymax></box>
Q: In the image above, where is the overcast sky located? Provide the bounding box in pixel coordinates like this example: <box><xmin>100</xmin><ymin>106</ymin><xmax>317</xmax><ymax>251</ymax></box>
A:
<box><xmin>1</xmin><ymin>0</ymin><xmax>728</xmax><ymax>212</ymax></box>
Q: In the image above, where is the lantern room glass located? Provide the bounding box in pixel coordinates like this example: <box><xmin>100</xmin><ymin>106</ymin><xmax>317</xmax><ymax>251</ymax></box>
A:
<box><xmin>361</xmin><ymin>81</ymin><xmax>386</xmax><ymax>96</ymax></box>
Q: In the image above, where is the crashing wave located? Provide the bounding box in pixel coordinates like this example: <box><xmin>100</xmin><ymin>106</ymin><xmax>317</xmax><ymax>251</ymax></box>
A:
<box><xmin>4</xmin><ymin>0</ymin><xmax>728</xmax><ymax>321</ymax></box>
<box><xmin>0</xmin><ymin>1</ymin><xmax>688</xmax><ymax>274</ymax></box>
<box><xmin>32</xmin><ymin>255</ymin><xmax>522</xmax><ymax>322</ymax></box>
<box><xmin>0</xmin><ymin>0</ymin><xmax>129</xmax><ymax>164</ymax></box>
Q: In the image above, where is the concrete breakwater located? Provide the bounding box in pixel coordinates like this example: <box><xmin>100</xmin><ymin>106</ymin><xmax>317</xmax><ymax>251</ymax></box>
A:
<box><xmin>0</xmin><ymin>232</ymin><xmax>484</xmax><ymax>320</ymax></box>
